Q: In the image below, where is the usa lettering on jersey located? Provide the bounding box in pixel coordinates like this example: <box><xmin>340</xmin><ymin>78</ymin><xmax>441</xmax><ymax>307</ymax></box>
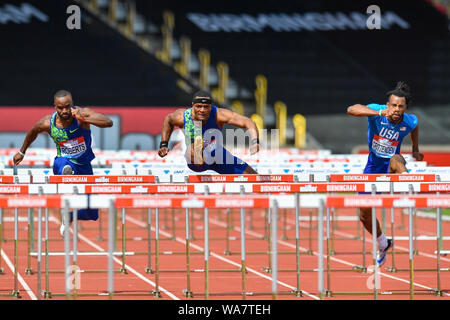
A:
<box><xmin>372</xmin><ymin>127</ymin><xmax>400</xmax><ymax>157</ymax></box>
<box><xmin>379</xmin><ymin>127</ymin><xmax>399</xmax><ymax>140</ymax></box>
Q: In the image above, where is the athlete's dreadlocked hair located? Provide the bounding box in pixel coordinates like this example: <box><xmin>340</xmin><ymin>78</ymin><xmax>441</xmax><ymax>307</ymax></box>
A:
<box><xmin>386</xmin><ymin>81</ymin><xmax>411</xmax><ymax>106</ymax></box>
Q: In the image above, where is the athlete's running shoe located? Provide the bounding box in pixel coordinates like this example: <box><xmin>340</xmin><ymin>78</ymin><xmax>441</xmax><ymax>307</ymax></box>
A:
<box><xmin>62</xmin><ymin>165</ymin><xmax>73</xmax><ymax>175</ymax></box>
<box><xmin>377</xmin><ymin>238</ymin><xmax>393</xmax><ymax>267</ymax></box>
<box><xmin>60</xmin><ymin>220</ymin><xmax>69</xmax><ymax>237</ymax></box>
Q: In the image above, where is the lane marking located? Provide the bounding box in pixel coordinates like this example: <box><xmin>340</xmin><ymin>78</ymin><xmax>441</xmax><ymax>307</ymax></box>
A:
<box><xmin>126</xmin><ymin>214</ymin><xmax>321</xmax><ymax>300</ymax></box>
<box><xmin>0</xmin><ymin>249</ymin><xmax>37</xmax><ymax>300</ymax></box>
<box><xmin>209</xmin><ymin>210</ymin><xmax>450</xmax><ymax>297</ymax></box>
<box><xmin>51</xmin><ymin>216</ymin><xmax>181</xmax><ymax>300</ymax></box>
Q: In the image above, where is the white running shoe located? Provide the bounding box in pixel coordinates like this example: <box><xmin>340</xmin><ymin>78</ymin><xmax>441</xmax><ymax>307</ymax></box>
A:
<box><xmin>60</xmin><ymin>221</ymin><xmax>69</xmax><ymax>237</ymax></box>
<box><xmin>62</xmin><ymin>165</ymin><xmax>73</xmax><ymax>175</ymax></box>
<box><xmin>377</xmin><ymin>238</ymin><xmax>393</xmax><ymax>267</ymax></box>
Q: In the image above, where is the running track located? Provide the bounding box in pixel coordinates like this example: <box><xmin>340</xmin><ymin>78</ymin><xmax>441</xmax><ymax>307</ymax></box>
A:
<box><xmin>0</xmin><ymin>207</ymin><xmax>449</xmax><ymax>300</ymax></box>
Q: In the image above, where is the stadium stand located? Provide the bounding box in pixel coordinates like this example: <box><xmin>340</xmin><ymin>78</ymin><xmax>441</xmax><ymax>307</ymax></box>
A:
<box><xmin>131</xmin><ymin>0</ymin><xmax>449</xmax><ymax>115</ymax></box>
<box><xmin>0</xmin><ymin>0</ymin><xmax>193</xmax><ymax>106</ymax></box>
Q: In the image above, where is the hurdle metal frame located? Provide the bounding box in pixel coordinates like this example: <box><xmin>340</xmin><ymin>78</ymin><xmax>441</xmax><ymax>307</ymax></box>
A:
<box><xmin>0</xmin><ymin>173</ymin><xmax>449</xmax><ymax>300</ymax></box>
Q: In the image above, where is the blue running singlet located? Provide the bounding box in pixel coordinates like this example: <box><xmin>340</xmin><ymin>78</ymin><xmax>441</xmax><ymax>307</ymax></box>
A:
<box><xmin>183</xmin><ymin>106</ymin><xmax>248</xmax><ymax>174</ymax></box>
<box><xmin>363</xmin><ymin>103</ymin><xmax>417</xmax><ymax>174</ymax></box>
<box><xmin>50</xmin><ymin>112</ymin><xmax>98</xmax><ymax>221</ymax></box>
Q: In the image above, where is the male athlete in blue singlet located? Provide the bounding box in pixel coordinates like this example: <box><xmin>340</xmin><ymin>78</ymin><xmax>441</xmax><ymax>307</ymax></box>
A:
<box><xmin>158</xmin><ymin>90</ymin><xmax>259</xmax><ymax>174</ymax></box>
<box><xmin>13</xmin><ymin>90</ymin><xmax>113</xmax><ymax>236</ymax></box>
<box><xmin>347</xmin><ymin>81</ymin><xmax>424</xmax><ymax>267</ymax></box>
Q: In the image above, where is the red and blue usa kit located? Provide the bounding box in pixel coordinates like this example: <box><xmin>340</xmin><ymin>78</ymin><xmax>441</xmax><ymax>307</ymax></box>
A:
<box><xmin>363</xmin><ymin>103</ymin><xmax>417</xmax><ymax>174</ymax></box>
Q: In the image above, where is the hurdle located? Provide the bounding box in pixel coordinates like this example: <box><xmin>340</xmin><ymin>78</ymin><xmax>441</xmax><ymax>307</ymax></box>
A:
<box><xmin>247</xmin><ymin>175</ymin><xmax>449</xmax><ymax>298</ymax></box>
<box><xmin>328</xmin><ymin>175</ymin><xmax>439</xmax><ymax>270</ymax></box>
<box><xmin>0</xmin><ymin>168</ymin><xmax>449</xmax><ymax>299</ymax></box>
<box><xmin>0</xmin><ymin>174</ymin><xmax>294</xmax><ymax>300</ymax></box>
<box><xmin>382</xmin><ymin>181</ymin><xmax>450</xmax><ymax>298</ymax></box>
<box><xmin>0</xmin><ymin>195</ymin><xmax>64</xmax><ymax>299</ymax></box>
<box><xmin>96</xmin><ymin>179</ymin><xmax>450</xmax><ymax>298</ymax></box>
<box><xmin>108</xmin><ymin>194</ymin><xmax>285</xmax><ymax>299</ymax></box>
<box><xmin>131</xmin><ymin>193</ymin><xmax>306</xmax><ymax>299</ymax></box>
<box><xmin>321</xmin><ymin>193</ymin><xmax>450</xmax><ymax>299</ymax></box>
<box><xmin>0</xmin><ymin>208</ymin><xmax>4</xmax><ymax>276</ymax></box>
<box><xmin>0</xmin><ymin>206</ymin><xmax>21</xmax><ymax>298</ymax></box>
<box><xmin>252</xmin><ymin>182</ymin><xmax>376</xmax><ymax>276</ymax></box>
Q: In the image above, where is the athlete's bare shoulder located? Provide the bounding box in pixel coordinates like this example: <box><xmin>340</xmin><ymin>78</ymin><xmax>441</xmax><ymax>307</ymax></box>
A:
<box><xmin>34</xmin><ymin>114</ymin><xmax>52</xmax><ymax>133</ymax></box>
<box><xmin>169</xmin><ymin>108</ymin><xmax>187</xmax><ymax>127</ymax></box>
<box><xmin>216</xmin><ymin>107</ymin><xmax>233</xmax><ymax>120</ymax></box>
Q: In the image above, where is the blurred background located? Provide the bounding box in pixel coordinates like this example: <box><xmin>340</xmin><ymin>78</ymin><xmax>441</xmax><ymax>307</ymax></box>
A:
<box><xmin>1</xmin><ymin>0</ymin><xmax>449</xmax><ymax>164</ymax></box>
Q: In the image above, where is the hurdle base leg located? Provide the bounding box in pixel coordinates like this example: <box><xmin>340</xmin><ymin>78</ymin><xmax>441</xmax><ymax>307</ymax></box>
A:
<box><xmin>386</xmin><ymin>265</ymin><xmax>397</xmax><ymax>273</ymax></box>
<box><xmin>352</xmin><ymin>265</ymin><xmax>367</xmax><ymax>273</ymax></box>
<box><xmin>224</xmin><ymin>250</ymin><xmax>231</xmax><ymax>256</ymax></box>
<box><xmin>43</xmin><ymin>291</ymin><xmax>52</xmax><ymax>299</ymax></box>
<box><xmin>119</xmin><ymin>268</ymin><xmax>127</xmax><ymax>274</ymax></box>
<box><xmin>305</xmin><ymin>250</ymin><xmax>314</xmax><ymax>255</ymax></box>
<box><xmin>325</xmin><ymin>289</ymin><xmax>333</xmax><ymax>298</ymax></box>
<box><xmin>432</xmin><ymin>289</ymin><xmax>443</xmax><ymax>297</ymax></box>
<box><xmin>11</xmin><ymin>290</ymin><xmax>21</xmax><ymax>299</ymax></box>
<box><xmin>152</xmin><ymin>289</ymin><xmax>161</xmax><ymax>298</ymax></box>
<box><xmin>0</xmin><ymin>267</ymin><xmax>4</xmax><ymax>275</ymax></box>
<box><xmin>25</xmin><ymin>268</ymin><xmax>34</xmax><ymax>275</ymax></box>
<box><xmin>183</xmin><ymin>289</ymin><xmax>193</xmax><ymax>298</ymax></box>
<box><xmin>145</xmin><ymin>267</ymin><xmax>154</xmax><ymax>274</ymax></box>
<box><xmin>261</xmin><ymin>266</ymin><xmax>271</xmax><ymax>273</ymax></box>
<box><xmin>290</xmin><ymin>289</ymin><xmax>303</xmax><ymax>297</ymax></box>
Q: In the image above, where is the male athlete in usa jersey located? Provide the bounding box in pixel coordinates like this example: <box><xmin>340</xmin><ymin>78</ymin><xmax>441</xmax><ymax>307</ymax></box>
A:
<box><xmin>13</xmin><ymin>90</ymin><xmax>113</xmax><ymax>236</ymax></box>
<box><xmin>347</xmin><ymin>81</ymin><xmax>423</xmax><ymax>267</ymax></box>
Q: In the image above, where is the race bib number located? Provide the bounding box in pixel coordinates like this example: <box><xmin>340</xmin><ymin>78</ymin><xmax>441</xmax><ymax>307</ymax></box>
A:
<box><xmin>58</xmin><ymin>136</ymin><xmax>87</xmax><ymax>158</ymax></box>
<box><xmin>372</xmin><ymin>134</ymin><xmax>398</xmax><ymax>157</ymax></box>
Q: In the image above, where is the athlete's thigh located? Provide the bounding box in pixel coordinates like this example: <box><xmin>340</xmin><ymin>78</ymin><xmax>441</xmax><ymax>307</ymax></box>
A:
<box><xmin>363</xmin><ymin>160</ymin><xmax>389</xmax><ymax>174</ymax></box>
<box><xmin>53</xmin><ymin>157</ymin><xmax>74</xmax><ymax>175</ymax></box>
<box><xmin>187</xmin><ymin>163</ymin><xmax>208</xmax><ymax>173</ymax></box>
<box><xmin>211</xmin><ymin>148</ymin><xmax>248</xmax><ymax>174</ymax></box>
<box><xmin>389</xmin><ymin>154</ymin><xmax>406</xmax><ymax>170</ymax></box>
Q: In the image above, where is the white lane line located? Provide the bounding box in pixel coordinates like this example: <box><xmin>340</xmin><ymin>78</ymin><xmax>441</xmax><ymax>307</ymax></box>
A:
<box><xmin>0</xmin><ymin>249</ymin><xmax>37</xmax><ymax>300</ymax></box>
<box><xmin>284</xmin><ymin>214</ymin><xmax>450</xmax><ymax>263</ymax></box>
<box><xmin>51</xmin><ymin>217</ymin><xmax>180</xmax><ymax>300</ymax></box>
<box><xmin>211</xmin><ymin>211</ymin><xmax>450</xmax><ymax>297</ymax></box>
<box><xmin>331</xmin><ymin>228</ymin><xmax>450</xmax><ymax>263</ymax></box>
<box><xmin>125</xmin><ymin>214</ymin><xmax>321</xmax><ymax>300</ymax></box>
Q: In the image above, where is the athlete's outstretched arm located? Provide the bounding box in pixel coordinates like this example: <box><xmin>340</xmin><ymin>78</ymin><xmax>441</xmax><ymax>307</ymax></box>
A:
<box><xmin>217</xmin><ymin>108</ymin><xmax>260</xmax><ymax>155</ymax></box>
<box><xmin>73</xmin><ymin>107</ymin><xmax>113</xmax><ymax>128</ymax></box>
<box><xmin>347</xmin><ymin>104</ymin><xmax>381</xmax><ymax>117</ymax></box>
<box><xmin>348</xmin><ymin>104</ymin><xmax>400</xmax><ymax>119</ymax></box>
<box><xmin>159</xmin><ymin>109</ymin><xmax>185</xmax><ymax>158</ymax></box>
<box><xmin>409</xmin><ymin>125</ymin><xmax>424</xmax><ymax>161</ymax></box>
<box><xmin>13</xmin><ymin>115</ymin><xmax>51</xmax><ymax>166</ymax></box>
